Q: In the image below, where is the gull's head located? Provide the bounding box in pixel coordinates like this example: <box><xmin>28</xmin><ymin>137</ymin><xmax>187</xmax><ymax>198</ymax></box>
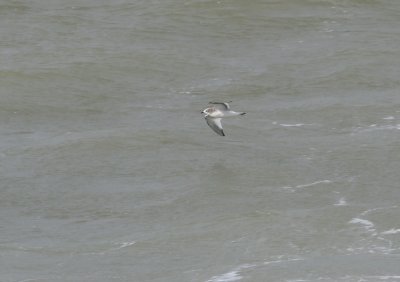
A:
<box><xmin>201</xmin><ymin>107</ymin><xmax>214</xmax><ymax>115</ymax></box>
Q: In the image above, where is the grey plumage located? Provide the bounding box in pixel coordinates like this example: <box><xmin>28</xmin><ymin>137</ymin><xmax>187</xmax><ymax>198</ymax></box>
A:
<box><xmin>201</xmin><ymin>102</ymin><xmax>245</xmax><ymax>136</ymax></box>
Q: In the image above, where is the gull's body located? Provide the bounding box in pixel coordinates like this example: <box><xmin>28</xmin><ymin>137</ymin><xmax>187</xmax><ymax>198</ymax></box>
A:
<box><xmin>201</xmin><ymin>102</ymin><xmax>246</xmax><ymax>136</ymax></box>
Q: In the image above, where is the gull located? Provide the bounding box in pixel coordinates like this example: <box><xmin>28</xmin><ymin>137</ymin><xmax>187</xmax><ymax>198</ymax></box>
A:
<box><xmin>201</xmin><ymin>101</ymin><xmax>246</xmax><ymax>136</ymax></box>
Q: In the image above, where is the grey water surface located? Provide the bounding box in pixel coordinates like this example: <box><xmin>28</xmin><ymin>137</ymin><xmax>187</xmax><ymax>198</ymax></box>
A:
<box><xmin>1</xmin><ymin>0</ymin><xmax>400</xmax><ymax>281</ymax></box>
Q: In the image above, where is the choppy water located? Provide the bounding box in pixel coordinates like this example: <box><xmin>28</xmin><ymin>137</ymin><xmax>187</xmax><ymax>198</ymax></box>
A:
<box><xmin>1</xmin><ymin>0</ymin><xmax>400</xmax><ymax>281</ymax></box>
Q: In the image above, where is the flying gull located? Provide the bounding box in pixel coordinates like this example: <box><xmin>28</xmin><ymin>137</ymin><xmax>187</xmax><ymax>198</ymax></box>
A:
<box><xmin>201</xmin><ymin>102</ymin><xmax>246</xmax><ymax>136</ymax></box>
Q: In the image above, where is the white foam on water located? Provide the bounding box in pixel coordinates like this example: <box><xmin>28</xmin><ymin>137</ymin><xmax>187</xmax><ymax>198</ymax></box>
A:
<box><xmin>295</xmin><ymin>180</ymin><xmax>332</xmax><ymax>189</ymax></box>
<box><xmin>361</xmin><ymin>206</ymin><xmax>398</xmax><ymax>216</ymax></box>
<box><xmin>334</xmin><ymin>197</ymin><xmax>347</xmax><ymax>206</ymax></box>
<box><xmin>282</xmin><ymin>186</ymin><xmax>296</xmax><ymax>192</ymax></box>
<box><xmin>264</xmin><ymin>258</ymin><xmax>304</xmax><ymax>265</ymax></box>
<box><xmin>383</xmin><ymin>116</ymin><xmax>395</xmax><ymax>120</ymax></box>
<box><xmin>263</xmin><ymin>259</ymin><xmax>285</xmax><ymax>265</ymax></box>
<box><xmin>346</xmin><ymin>214</ymin><xmax>398</xmax><ymax>254</ymax></box>
<box><xmin>381</xmin><ymin>229</ymin><xmax>400</xmax><ymax>235</ymax></box>
<box><xmin>349</xmin><ymin>218</ymin><xmax>375</xmax><ymax>233</ymax></box>
<box><xmin>205</xmin><ymin>264</ymin><xmax>255</xmax><ymax>282</ymax></box>
<box><xmin>282</xmin><ymin>180</ymin><xmax>332</xmax><ymax>192</ymax></box>
<box><xmin>113</xmin><ymin>241</ymin><xmax>136</xmax><ymax>250</ymax></box>
<box><xmin>354</xmin><ymin>124</ymin><xmax>400</xmax><ymax>133</ymax></box>
<box><xmin>287</xmin><ymin>276</ymin><xmax>400</xmax><ymax>281</ymax></box>
<box><xmin>279</xmin><ymin>123</ymin><xmax>305</xmax><ymax>127</ymax></box>
<box><xmin>366</xmin><ymin>276</ymin><xmax>400</xmax><ymax>280</ymax></box>
<box><xmin>206</xmin><ymin>271</ymin><xmax>241</xmax><ymax>282</ymax></box>
<box><xmin>206</xmin><ymin>258</ymin><xmax>305</xmax><ymax>282</ymax></box>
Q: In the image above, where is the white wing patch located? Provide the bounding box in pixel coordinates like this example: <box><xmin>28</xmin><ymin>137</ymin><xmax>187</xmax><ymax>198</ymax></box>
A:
<box><xmin>205</xmin><ymin>117</ymin><xmax>225</xmax><ymax>136</ymax></box>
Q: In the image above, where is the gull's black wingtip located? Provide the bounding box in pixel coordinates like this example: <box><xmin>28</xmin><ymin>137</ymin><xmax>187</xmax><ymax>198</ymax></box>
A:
<box><xmin>240</xmin><ymin>112</ymin><xmax>246</xmax><ymax>115</ymax></box>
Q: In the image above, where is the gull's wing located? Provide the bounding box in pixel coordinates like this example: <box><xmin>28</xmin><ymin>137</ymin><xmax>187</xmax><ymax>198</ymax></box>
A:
<box><xmin>209</xmin><ymin>101</ymin><xmax>231</xmax><ymax>111</ymax></box>
<box><xmin>205</xmin><ymin>117</ymin><xmax>225</xmax><ymax>136</ymax></box>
